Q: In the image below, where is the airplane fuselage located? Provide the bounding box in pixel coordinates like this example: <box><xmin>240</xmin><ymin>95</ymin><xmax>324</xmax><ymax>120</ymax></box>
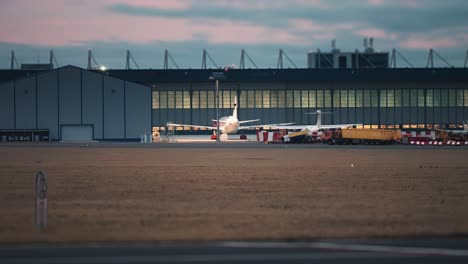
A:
<box><xmin>217</xmin><ymin>116</ymin><xmax>240</xmax><ymax>134</ymax></box>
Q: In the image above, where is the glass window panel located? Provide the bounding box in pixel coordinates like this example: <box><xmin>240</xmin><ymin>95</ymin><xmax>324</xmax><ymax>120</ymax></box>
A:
<box><xmin>316</xmin><ymin>90</ymin><xmax>324</xmax><ymax>107</ymax></box>
<box><xmin>380</xmin><ymin>89</ymin><xmax>387</xmax><ymax>107</ymax></box>
<box><xmin>341</xmin><ymin>90</ymin><xmax>348</xmax><ymax>107</ymax></box>
<box><xmin>371</xmin><ymin>89</ymin><xmax>378</xmax><ymax>107</ymax></box>
<box><xmin>363</xmin><ymin>90</ymin><xmax>371</xmax><ymax>107</ymax></box>
<box><xmin>174</xmin><ymin>91</ymin><xmax>183</xmax><ymax>109</ymax></box>
<box><xmin>433</xmin><ymin>89</ymin><xmax>441</xmax><ymax>107</ymax></box>
<box><xmin>152</xmin><ymin>91</ymin><xmax>159</xmax><ymax>109</ymax></box>
<box><xmin>278</xmin><ymin>90</ymin><xmax>286</xmax><ymax>108</ymax></box>
<box><xmin>457</xmin><ymin>89</ymin><xmax>463</xmax><ymax>107</ymax></box>
<box><xmin>410</xmin><ymin>90</ymin><xmax>417</xmax><ymax>107</ymax></box>
<box><xmin>168</xmin><ymin>91</ymin><xmax>175</xmax><ymax>109</ymax></box>
<box><xmin>333</xmin><ymin>90</ymin><xmax>340</xmax><ymax>108</ymax></box>
<box><xmin>449</xmin><ymin>89</ymin><xmax>457</xmax><ymax>107</ymax></box>
<box><xmin>387</xmin><ymin>89</ymin><xmax>394</xmax><ymax>107</ymax></box>
<box><xmin>160</xmin><ymin>90</ymin><xmax>168</xmax><ymax>109</ymax></box>
<box><xmin>309</xmin><ymin>90</ymin><xmax>316</xmax><ymax>108</ymax></box>
<box><xmin>418</xmin><ymin>89</ymin><xmax>425</xmax><ymax>107</ymax></box>
<box><xmin>247</xmin><ymin>90</ymin><xmax>255</xmax><ymax>108</ymax></box>
<box><xmin>394</xmin><ymin>89</ymin><xmax>402</xmax><ymax>107</ymax></box>
<box><xmin>240</xmin><ymin>90</ymin><xmax>247</xmax><ymax>108</ymax></box>
<box><xmin>286</xmin><ymin>90</ymin><xmax>294</xmax><ymax>108</ymax></box>
<box><xmin>402</xmin><ymin>89</ymin><xmax>410</xmax><ymax>107</ymax></box>
<box><xmin>183</xmin><ymin>91</ymin><xmax>190</xmax><ymax>109</ymax></box>
<box><xmin>441</xmin><ymin>89</ymin><xmax>448</xmax><ymax>107</ymax></box>
<box><xmin>207</xmin><ymin>90</ymin><xmax>215</xmax><ymax>108</ymax></box>
<box><xmin>270</xmin><ymin>90</ymin><xmax>278</xmax><ymax>108</ymax></box>
<box><xmin>301</xmin><ymin>90</ymin><xmax>308</xmax><ymax>108</ymax></box>
<box><xmin>294</xmin><ymin>90</ymin><xmax>301</xmax><ymax>108</ymax></box>
<box><xmin>192</xmin><ymin>91</ymin><xmax>199</xmax><ymax>109</ymax></box>
<box><xmin>324</xmin><ymin>90</ymin><xmax>331</xmax><ymax>107</ymax></box>
<box><xmin>263</xmin><ymin>90</ymin><xmax>270</xmax><ymax>108</ymax></box>
<box><xmin>255</xmin><ymin>90</ymin><xmax>262</xmax><ymax>108</ymax></box>
<box><xmin>425</xmin><ymin>89</ymin><xmax>433</xmax><ymax>107</ymax></box>
<box><xmin>200</xmin><ymin>91</ymin><xmax>207</xmax><ymax>108</ymax></box>
<box><xmin>355</xmin><ymin>90</ymin><xmax>363</xmax><ymax>107</ymax></box>
<box><xmin>348</xmin><ymin>90</ymin><xmax>355</xmax><ymax>108</ymax></box>
<box><xmin>223</xmin><ymin>90</ymin><xmax>231</xmax><ymax>108</ymax></box>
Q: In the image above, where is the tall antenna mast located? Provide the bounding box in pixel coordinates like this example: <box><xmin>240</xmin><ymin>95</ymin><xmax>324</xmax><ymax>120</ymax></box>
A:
<box><xmin>125</xmin><ymin>49</ymin><xmax>140</xmax><ymax>70</ymax></box>
<box><xmin>239</xmin><ymin>49</ymin><xmax>258</xmax><ymax>69</ymax></box>
<box><xmin>163</xmin><ymin>49</ymin><xmax>179</xmax><ymax>69</ymax></box>
<box><xmin>87</xmin><ymin>49</ymin><xmax>100</xmax><ymax>70</ymax></box>
<box><xmin>277</xmin><ymin>48</ymin><xmax>297</xmax><ymax>69</ymax></box>
<box><xmin>201</xmin><ymin>49</ymin><xmax>218</xmax><ymax>69</ymax></box>
<box><xmin>49</xmin><ymin>50</ymin><xmax>59</xmax><ymax>69</ymax></box>
<box><xmin>10</xmin><ymin>50</ymin><xmax>19</xmax><ymax>69</ymax></box>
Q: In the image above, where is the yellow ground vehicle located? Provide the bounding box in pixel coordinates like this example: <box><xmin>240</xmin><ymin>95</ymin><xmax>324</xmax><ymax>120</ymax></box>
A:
<box><xmin>322</xmin><ymin>128</ymin><xmax>401</xmax><ymax>145</ymax></box>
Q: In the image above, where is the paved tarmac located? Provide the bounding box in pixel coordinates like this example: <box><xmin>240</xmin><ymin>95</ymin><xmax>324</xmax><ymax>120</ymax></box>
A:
<box><xmin>1</xmin><ymin>239</ymin><xmax>468</xmax><ymax>264</ymax></box>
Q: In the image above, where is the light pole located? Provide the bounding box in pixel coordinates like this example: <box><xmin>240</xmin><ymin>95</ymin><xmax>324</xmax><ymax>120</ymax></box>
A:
<box><xmin>210</xmin><ymin>72</ymin><xmax>226</xmax><ymax>142</ymax></box>
<box><xmin>215</xmin><ymin>79</ymin><xmax>220</xmax><ymax>142</ymax></box>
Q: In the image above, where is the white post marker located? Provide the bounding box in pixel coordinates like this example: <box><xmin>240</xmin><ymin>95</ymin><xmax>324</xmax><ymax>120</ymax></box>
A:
<box><xmin>35</xmin><ymin>171</ymin><xmax>47</xmax><ymax>231</ymax></box>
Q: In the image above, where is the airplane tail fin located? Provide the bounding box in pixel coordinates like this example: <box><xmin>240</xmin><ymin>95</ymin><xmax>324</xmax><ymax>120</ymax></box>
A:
<box><xmin>233</xmin><ymin>96</ymin><xmax>238</xmax><ymax>119</ymax></box>
<box><xmin>305</xmin><ymin>110</ymin><xmax>331</xmax><ymax>128</ymax></box>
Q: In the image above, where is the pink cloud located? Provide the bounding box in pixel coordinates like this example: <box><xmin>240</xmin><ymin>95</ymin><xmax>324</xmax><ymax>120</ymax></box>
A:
<box><xmin>368</xmin><ymin>0</ymin><xmax>385</xmax><ymax>6</ymax></box>
<box><xmin>211</xmin><ymin>0</ymin><xmax>329</xmax><ymax>10</ymax></box>
<box><xmin>400</xmin><ymin>37</ymin><xmax>460</xmax><ymax>49</ymax></box>
<box><xmin>355</xmin><ymin>28</ymin><xmax>398</xmax><ymax>40</ymax></box>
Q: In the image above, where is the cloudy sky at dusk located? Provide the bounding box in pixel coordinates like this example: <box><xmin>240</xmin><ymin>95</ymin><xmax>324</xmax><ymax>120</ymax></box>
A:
<box><xmin>1</xmin><ymin>0</ymin><xmax>467</xmax><ymax>69</ymax></box>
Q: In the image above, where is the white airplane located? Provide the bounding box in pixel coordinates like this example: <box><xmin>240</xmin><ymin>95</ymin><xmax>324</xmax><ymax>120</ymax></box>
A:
<box><xmin>269</xmin><ymin>110</ymin><xmax>361</xmax><ymax>132</ymax></box>
<box><xmin>166</xmin><ymin>96</ymin><xmax>293</xmax><ymax>137</ymax></box>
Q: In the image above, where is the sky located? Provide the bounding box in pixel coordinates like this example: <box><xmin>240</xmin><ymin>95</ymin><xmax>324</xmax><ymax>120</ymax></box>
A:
<box><xmin>1</xmin><ymin>0</ymin><xmax>467</xmax><ymax>69</ymax></box>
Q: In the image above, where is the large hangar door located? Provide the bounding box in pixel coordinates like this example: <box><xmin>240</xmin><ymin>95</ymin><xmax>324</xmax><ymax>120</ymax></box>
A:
<box><xmin>61</xmin><ymin>125</ymin><xmax>93</xmax><ymax>141</ymax></box>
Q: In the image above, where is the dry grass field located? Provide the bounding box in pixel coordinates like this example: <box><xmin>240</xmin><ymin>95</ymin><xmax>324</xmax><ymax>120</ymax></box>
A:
<box><xmin>1</xmin><ymin>144</ymin><xmax>468</xmax><ymax>243</ymax></box>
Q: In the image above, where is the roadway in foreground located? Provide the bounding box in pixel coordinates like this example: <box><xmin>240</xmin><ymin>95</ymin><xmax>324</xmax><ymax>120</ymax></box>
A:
<box><xmin>1</xmin><ymin>239</ymin><xmax>468</xmax><ymax>264</ymax></box>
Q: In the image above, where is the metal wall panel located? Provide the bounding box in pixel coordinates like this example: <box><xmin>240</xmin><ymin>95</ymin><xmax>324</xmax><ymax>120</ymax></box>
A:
<box><xmin>348</xmin><ymin>108</ymin><xmax>357</xmax><ymax>124</ymax></box>
<box><xmin>59</xmin><ymin>67</ymin><xmax>81</xmax><ymax>127</ymax></box>
<box><xmin>15</xmin><ymin>77</ymin><xmax>37</xmax><ymax>129</ymax></box>
<box><xmin>125</xmin><ymin>82</ymin><xmax>151</xmax><ymax>139</ymax></box>
<box><xmin>103</xmin><ymin>76</ymin><xmax>124</xmax><ymax>139</ymax></box>
<box><xmin>82</xmin><ymin>70</ymin><xmax>103</xmax><ymax>139</ymax></box>
<box><xmin>0</xmin><ymin>82</ymin><xmax>14</xmax><ymax>129</ymax></box>
<box><xmin>37</xmin><ymin>70</ymin><xmax>58</xmax><ymax>139</ymax></box>
<box><xmin>61</xmin><ymin>125</ymin><xmax>93</xmax><ymax>141</ymax></box>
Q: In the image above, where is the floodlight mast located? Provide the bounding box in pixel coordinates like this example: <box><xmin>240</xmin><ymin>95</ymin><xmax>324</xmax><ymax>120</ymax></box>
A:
<box><xmin>210</xmin><ymin>72</ymin><xmax>226</xmax><ymax>142</ymax></box>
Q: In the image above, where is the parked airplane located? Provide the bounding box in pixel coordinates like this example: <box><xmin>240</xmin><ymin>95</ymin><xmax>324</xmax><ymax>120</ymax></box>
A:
<box><xmin>269</xmin><ymin>110</ymin><xmax>361</xmax><ymax>132</ymax></box>
<box><xmin>166</xmin><ymin>96</ymin><xmax>292</xmax><ymax>138</ymax></box>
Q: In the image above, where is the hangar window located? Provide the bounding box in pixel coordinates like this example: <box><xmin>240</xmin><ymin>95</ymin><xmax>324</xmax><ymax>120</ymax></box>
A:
<box><xmin>410</xmin><ymin>90</ymin><xmax>417</xmax><ymax>107</ymax></box>
<box><xmin>341</xmin><ymin>90</ymin><xmax>348</xmax><ymax>108</ymax></box>
<box><xmin>386</xmin><ymin>89</ymin><xmax>394</xmax><ymax>107</ymax></box>
<box><xmin>418</xmin><ymin>89</ymin><xmax>425</xmax><ymax>107</ymax></box>
<box><xmin>183</xmin><ymin>91</ymin><xmax>190</xmax><ymax>109</ymax></box>
<box><xmin>255</xmin><ymin>90</ymin><xmax>262</xmax><ymax>108</ymax></box>
<box><xmin>441</xmin><ymin>89</ymin><xmax>449</xmax><ymax>107</ymax></box>
<box><xmin>449</xmin><ymin>89</ymin><xmax>457</xmax><ymax>107</ymax></box>
<box><xmin>278</xmin><ymin>90</ymin><xmax>286</xmax><ymax>108</ymax></box>
<box><xmin>348</xmin><ymin>90</ymin><xmax>356</xmax><ymax>107</ymax></box>
<box><xmin>263</xmin><ymin>90</ymin><xmax>271</xmax><ymax>108</ymax></box>
<box><xmin>355</xmin><ymin>90</ymin><xmax>362</xmax><ymax>107</ymax></box>
<box><xmin>247</xmin><ymin>90</ymin><xmax>255</xmax><ymax>108</ymax></box>
<box><xmin>294</xmin><ymin>90</ymin><xmax>301</xmax><ymax>108</ymax></box>
<box><xmin>380</xmin><ymin>90</ymin><xmax>387</xmax><ymax>107</ymax></box>
<box><xmin>316</xmin><ymin>90</ymin><xmax>324</xmax><ymax>107</ymax></box>
<box><xmin>426</xmin><ymin>89</ymin><xmax>433</xmax><ymax>107</ymax></box>
<box><xmin>152</xmin><ymin>91</ymin><xmax>159</xmax><ymax>109</ymax></box>
<box><xmin>160</xmin><ymin>91</ymin><xmax>168</xmax><ymax>109</ymax></box>
<box><xmin>174</xmin><ymin>91</ymin><xmax>183</xmax><ymax>109</ymax></box>
<box><xmin>371</xmin><ymin>89</ymin><xmax>378</xmax><ymax>107</ymax></box>
<box><xmin>457</xmin><ymin>89</ymin><xmax>463</xmax><ymax>107</ymax></box>
<box><xmin>192</xmin><ymin>91</ymin><xmax>200</xmax><ymax>108</ymax></box>
<box><xmin>199</xmin><ymin>91</ymin><xmax>207</xmax><ymax>108</ymax></box>
<box><xmin>333</xmin><ymin>90</ymin><xmax>340</xmax><ymax>108</ymax></box>
<box><xmin>402</xmin><ymin>89</ymin><xmax>410</xmax><ymax>107</ymax></box>
<box><xmin>324</xmin><ymin>90</ymin><xmax>332</xmax><ymax>107</ymax></box>
<box><xmin>222</xmin><ymin>90</ymin><xmax>233</xmax><ymax>108</ymax></box>
<box><xmin>286</xmin><ymin>90</ymin><xmax>294</xmax><ymax>108</ymax></box>
<box><xmin>433</xmin><ymin>89</ymin><xmax>441</xmax><ymax>107</ymax></box>
<box><xmin>207</xmin><ymin>90</ymin><xmax>215</xmax><ymax>108</ymax></box>
<box><xmin>393</xmin><ymin>89</ymin><xmax>401</xmax><ymax>107</ymax></box>
<box><xmin>167</xmin><ymin>91</ymin><xmax>175</xmax><ymax>109</ymax></box>
<box><xmin>301</xmin><ymin>90</ymin><xmax>308</xmax><ymax>108</ymax></box>
<box><xmin>309</xmin><ymin>90</ymin><xmax>316</xmax><ymax>108</ymax></box>
<box><xmin>270</xmin><ymin>90</ymin><xmax>278</xmax><ymax>108</ymax></box>
<box><xmin>464</xmin><ymin>89</ymin><xmax>468</xmax><ymax>106</ymax></box>
<box><xmin>363</xmin><ymin>90</ymin><xmax>371</xmax><ymax>107</ymax></box>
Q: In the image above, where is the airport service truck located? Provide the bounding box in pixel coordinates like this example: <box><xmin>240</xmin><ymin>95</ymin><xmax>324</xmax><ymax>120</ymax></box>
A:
<box><xmin>321</xmin><ymin>128</ymin><xmax>401</xmax><ymax>145</ymax></box>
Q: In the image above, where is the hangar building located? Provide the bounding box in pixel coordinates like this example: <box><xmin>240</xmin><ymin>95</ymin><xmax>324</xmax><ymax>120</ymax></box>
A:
<box><xmin>0</xmin><ymin>65</ymin><xmax>151</xmax><ymax>141</ymax></box>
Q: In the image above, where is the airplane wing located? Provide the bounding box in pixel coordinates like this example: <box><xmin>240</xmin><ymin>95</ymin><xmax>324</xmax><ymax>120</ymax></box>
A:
<box><xmin>166</xmin><ymin>122</ymin><xmax>216</xmax><ymax>130</ymax></box>
<box><xmin>239</xmin><ymin>122</ymin><xmax>295</xmax><ymax>130</ymax></box>
<box><xmin>320</xmin><ymin>124</ymin><xmax>361</xmax><ymax>129</ymax></box>
<box><xmin>238</xmin><ymin>119</ymin><xmax>260</xmax><ymax>124</ymax></box>
<box><xmin>268</xmin><ymin>125</ymin><xmax>307</xmax><ymax>130</ymax></box>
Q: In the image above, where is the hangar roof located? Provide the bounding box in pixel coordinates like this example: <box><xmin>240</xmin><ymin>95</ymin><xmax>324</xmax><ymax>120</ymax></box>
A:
<box><xmin>2</xmin><ymin>66</ymin><xmax>468</xmax><ymax>85</ymax></box>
